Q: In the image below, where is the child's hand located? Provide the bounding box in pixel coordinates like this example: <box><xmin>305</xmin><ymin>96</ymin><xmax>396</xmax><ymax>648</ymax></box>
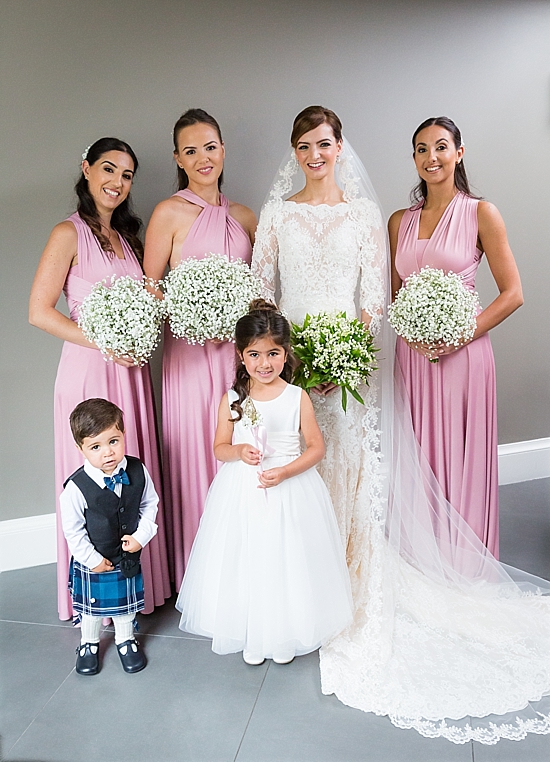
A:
<box><xmin>238</xmin><ymin>444</ymin><xmax>262</xmax><ymax>466</ymax></box>
<box><xmin>91</xmin><ymin>557</ymin><xmax>114</xmax><ymax>573</ymax></box>
<box><xmin>121</xmin><ymin>535</ymin><xmax>142</xmax><ymax>553</ymax></box>
<box><xmin>258</xmin><ymin>467</ymin><xmax>287</xmax><ymax>488</ymax></box>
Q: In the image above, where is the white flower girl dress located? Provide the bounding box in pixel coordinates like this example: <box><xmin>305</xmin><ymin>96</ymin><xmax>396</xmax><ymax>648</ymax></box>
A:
<box><xmin>176</xmin><ymin>384</ymin><xmax>352</xmax><ymax>659</ymax></box>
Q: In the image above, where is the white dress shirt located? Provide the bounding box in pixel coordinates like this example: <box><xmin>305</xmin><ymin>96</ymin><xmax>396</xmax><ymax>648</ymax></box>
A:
<box><xmin>59</xmin><ymin>456</ymin><xmax>159</xmax><ymax>570</ymax></box>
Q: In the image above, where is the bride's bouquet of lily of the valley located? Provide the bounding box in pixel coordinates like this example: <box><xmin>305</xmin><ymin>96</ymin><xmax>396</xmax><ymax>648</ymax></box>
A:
<box><xmin>163</xmin><ymin>253</ymin><xmax>262</xmax><ymax>344</ymax></box>
<box><xmin>78</xmin><ymin>275</ymin><xmax>166</xmax><ymax>366</ymax></box>
<box><xmin>388</xmin><ymin>266</ymin><xmax>479</xmax><ymax>363</ymax></box>
<box><xmin>291</xmin><ymin>312</ymin><xmax>378</xmax><ymax>412</ymax></box>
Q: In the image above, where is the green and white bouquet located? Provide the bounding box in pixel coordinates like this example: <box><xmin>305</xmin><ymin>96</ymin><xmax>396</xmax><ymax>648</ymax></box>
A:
<box><xmin>291</xmin><ymin>312</ymin><xmax>378</xmax><ymax>412</ymax></box>
<box><xmin>388</xmin><ymin>266</ymin><xmax>479</xmax><ymax>362</ymax></box>
<box><xmin>163</xmin><ymin>253</ymin><xmax>262</xmax><ymax>344</ymax></box>
<box><xmin>78</xmin><ymin>275</ymin><xmax>165</xmax><ymax>366</ymax></box>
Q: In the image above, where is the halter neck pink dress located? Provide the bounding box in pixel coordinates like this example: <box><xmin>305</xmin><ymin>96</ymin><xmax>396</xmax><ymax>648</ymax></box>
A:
<box><xmin>54</xmin><ymin>213</ymin><xmax>171</xmax><ymax>620</ymax></box>
<box><xmin>163</xmin><ymin>189</ymin><xmax>252</xmax><ymax>588</ymax></box>
<box><xmin>394</xmin><ymin>192</ymin><xmax>499</xmax><ymax>556</ymax></box>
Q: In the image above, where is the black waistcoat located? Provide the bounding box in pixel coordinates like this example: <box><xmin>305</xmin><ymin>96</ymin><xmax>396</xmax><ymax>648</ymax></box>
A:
<box><xmin>64</xmin><ymin>456</ymin><xmax>145</xmax><ymax>578</ymax></box>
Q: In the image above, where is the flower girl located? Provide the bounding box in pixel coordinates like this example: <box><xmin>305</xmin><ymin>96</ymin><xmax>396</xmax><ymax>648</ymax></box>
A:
<box><xmin>176</xmin><ymin>300</ymin><xmax>352</xmax><ymax>665</ymax></box>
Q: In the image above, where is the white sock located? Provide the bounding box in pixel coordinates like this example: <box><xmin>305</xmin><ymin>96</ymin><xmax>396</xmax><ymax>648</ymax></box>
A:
<box><xmin>113</xmin><ymin>613</ymin><xmax>135</xmax><ymax>645</ymax></box>
<box><xmin>80</xmin><ymin>615</ymin><xmax>101</xmax><ymax>647</ymax></box>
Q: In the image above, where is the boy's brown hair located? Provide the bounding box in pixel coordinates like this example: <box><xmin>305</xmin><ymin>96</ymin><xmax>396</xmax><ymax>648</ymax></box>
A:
<box><xmin>69</xmin><ymin>398</ymin><xmax>125</xmax><ymax>447</ymax></box>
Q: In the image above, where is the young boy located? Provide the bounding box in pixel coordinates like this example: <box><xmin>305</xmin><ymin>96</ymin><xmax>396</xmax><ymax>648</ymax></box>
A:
<box><xmin>60</xmin><ymin>398</ymin><xmax>159</xmax><ymax>676</ymax></box>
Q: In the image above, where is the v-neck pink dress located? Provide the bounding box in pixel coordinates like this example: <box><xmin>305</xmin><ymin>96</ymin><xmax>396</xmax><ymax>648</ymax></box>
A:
<box><xmin>394</xmin><ymin>193</ymin><xmax>499</xmax><ymax>556</ymax></box>
<box><xmin>54</xmin><ymin>213</ymin><xmax>171</xmax><ymax>620</ymax></box>
<box><xmin>162</xmin><ymin>189</ymin><xmax>252</xmax><ymax>588</ymax></box>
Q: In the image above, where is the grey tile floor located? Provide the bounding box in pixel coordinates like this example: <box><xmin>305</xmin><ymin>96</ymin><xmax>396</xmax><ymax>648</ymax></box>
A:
<box><xmin>1</xmin><ymin>478</ymin><xmax>549</xmax><ymax>762</ymax></box>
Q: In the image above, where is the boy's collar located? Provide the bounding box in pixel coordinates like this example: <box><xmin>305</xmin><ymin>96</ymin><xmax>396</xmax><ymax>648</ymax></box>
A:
<box><xmin>83</xmin><ymin>456</ymin><xmax>128</xmax><ymax>489</ymax></box>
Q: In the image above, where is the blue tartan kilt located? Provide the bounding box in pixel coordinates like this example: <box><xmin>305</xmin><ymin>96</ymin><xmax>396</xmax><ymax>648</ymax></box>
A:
<box><xmin>68</xmin><ymin>559</ymin><xmax>144</xmax><ymax>618</ymax></box>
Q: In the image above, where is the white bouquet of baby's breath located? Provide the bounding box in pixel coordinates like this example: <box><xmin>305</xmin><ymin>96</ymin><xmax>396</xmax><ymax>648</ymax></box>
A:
<box><xmin>291</xmin><ymin>312</ymin><xmax>378</xmax><ymax>412</ymax></box>
<box><xmin>163</xmin><ymin>253</ymin><xmax>262</xmax><ymax>344</ymax></box>
<box><xmin>78</xmin><ymin>275</ymin><xmax>165</xmax><ymax>366</ymax></box>
<box><xmin>388</xmin><ymin>266</ymin><xmax>479</xmax><ymax>362</ymax></box>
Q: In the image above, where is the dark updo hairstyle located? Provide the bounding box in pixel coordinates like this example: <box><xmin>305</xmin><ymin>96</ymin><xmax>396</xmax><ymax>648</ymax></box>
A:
<box><xmin>290</xmin><ymin>105</ymin><xmax>343</xmax><ymax>148</ymax></box>
<box><xmin>411</xmin><ymin>116</ymin><xmax>479</xmax><ymax>204</ymax></box>
<box><xmin>231</xmin><ymin>299</ymin><xmax>296</xmax><ymax>421</ymax></box>
<box><xmin>172</xmin><ymin>108</ymin><xmax>224</xmax><ymax>191</ymax></box>
<box><xmin>75</xmin><ymin>137</ymin><xmax>143</xmax><ymax>261</ymax></box>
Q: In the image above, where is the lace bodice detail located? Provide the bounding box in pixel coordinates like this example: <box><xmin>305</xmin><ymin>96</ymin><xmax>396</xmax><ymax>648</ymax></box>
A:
<box><xmin>252</xmin><ymin>198</ymin><xmax>386</xmax><ymax>334</ymax></box>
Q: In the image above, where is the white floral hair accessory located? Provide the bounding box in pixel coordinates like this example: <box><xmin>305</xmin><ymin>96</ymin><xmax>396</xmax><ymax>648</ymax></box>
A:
<box><xmin>81</xmin><ymin>145</ymin><xmax>92</xmax><ymax>161</ymax></box>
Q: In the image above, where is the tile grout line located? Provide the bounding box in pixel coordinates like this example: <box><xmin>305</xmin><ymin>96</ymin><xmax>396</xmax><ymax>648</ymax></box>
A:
<box><xmin>101</xmin><ymin>627</ymin><xmax>211</xmax><ymax>641</ymax></box>
<box><xmin>0</xmin><ymin>618</ymin><xmax>74</xmax><ymax>628</ymax></box>
<box><xmin>6</xmin><ymin>667</ymin><xmax>76</xmax><ymax>758</ymax></box>
<box><xmin>232</xmin><ymin>661</ymin><xmax>271</xmax><ymax>762</ymax></box>
<box><xmin>141</xmin><ymin>632</ymin><xmax>211</xmax><ymax>640</ymax></box>
<box><xmin>1</xmin><ymin>618</ymin><xmax>209</xmax><ymax>641</ymax></box>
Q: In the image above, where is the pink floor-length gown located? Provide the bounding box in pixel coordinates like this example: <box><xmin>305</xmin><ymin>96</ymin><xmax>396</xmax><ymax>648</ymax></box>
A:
<box><xmin>163</xmin><ymin>189</ymin><xmax>252</xmax><ymax>588</ymax></box>
<box><xmin>394</xmin><ymin>192</ymin><xmax>499</xmax><ymax>556</ymax></box>
<box><xmin>54</xmin><ymin>213</ymin><xmax>171</xmax><ymax>620</ymax></box>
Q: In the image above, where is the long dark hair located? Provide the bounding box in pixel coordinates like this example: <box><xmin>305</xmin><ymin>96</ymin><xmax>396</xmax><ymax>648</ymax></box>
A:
<box><xmin>410</xmin><ymin>116</ymin><xmax>479</xmax><ymax>204</ymax></box>
<box><xmin>231</xmin><ymin>300</ymin><xmax>296</xmax><ymax>421</ymax></box>
<box><xmin>75</xmin><ymin>137</ymin><xmax>143</xmax><ymax>261</ymax></box>
<box><xmin>172</xmin><ymin>109</ymin><xmax>224</xmax><ymax>191</ymax></box>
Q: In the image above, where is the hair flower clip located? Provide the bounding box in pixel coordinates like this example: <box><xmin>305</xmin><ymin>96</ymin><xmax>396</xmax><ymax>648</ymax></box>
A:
<box><xmin>81</xmin><ymin>145</ymin><xmax>92</xmax><ymax>161</ymax></box>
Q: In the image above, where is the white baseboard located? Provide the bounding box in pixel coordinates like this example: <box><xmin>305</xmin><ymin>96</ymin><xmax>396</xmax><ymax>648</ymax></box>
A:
<box><xmin>497</xmin><ymin>437</ymin><xmax>550</xmax><ymax>486</ymax></box>
<box><xmin>1</xmin><ymin>438</ymin><xmax>548</xmax><ymax>574</ymax></box>
<box><xmin>0</xmin><ymin>513</ymin><xmax>57</xmax><ymax>573</ymax></box>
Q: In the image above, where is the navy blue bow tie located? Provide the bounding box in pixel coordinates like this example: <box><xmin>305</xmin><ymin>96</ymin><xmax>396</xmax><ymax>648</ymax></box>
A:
<box><xmin>104</xmin><ymin>469</ymin><xmax>130</xmax><ymax>491</ymax></box>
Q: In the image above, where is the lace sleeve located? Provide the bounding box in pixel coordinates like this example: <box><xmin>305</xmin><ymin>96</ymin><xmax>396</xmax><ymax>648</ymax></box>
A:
<box><xmin>251</xmin><ymin>203</ymin><xmax>279</xmax><ymax>303</ymax></box>
<box><xmin>357</xmin><ymin>200</ymin><xmax>387</xmax><ymax>336</ymax></box>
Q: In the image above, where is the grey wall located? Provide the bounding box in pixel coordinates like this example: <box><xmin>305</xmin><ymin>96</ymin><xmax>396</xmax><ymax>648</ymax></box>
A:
<box><xmin>1</xmin><ymin>0</ymin><xmax>549</xmax><ymax>521</ymax></box>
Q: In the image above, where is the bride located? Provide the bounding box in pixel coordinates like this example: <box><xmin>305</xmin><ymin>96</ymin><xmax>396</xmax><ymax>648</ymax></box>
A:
<box><xmin>252</xmin><ymin>106</ymin><xmax>385</xmax><ymax>559</ymax></box>
<box><xmin>251</xmin><ymin>105</ymin><xmax>550</xmax><ymax>744</ymax></box>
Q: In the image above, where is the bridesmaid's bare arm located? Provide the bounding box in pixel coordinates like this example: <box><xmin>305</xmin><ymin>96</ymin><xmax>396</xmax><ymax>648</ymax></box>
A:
<box><xmin>143</xmin><ymin>199</ymin><xmax>180</xmax><ymax>290</ymax></box>
<box><xmin>29</xmin><ymin>221</ymin><xmax>95</xmax><ymax>348</ymax></box>
<box><xmin>473</xmin><ymin>201</ymin><xmax>523</xmax><ymax>339</ymax></box>
<box><xmin>29</xmin><ymin>222</ymin><xmax>135</xmax><ymax>366</ymax></box>
<box><xmin>432</xmin><ymin>202</ymin><xmax>523</xmax><ymax>357</ymax></box>
<box><xmin>228</xmin><ymin>202</ymin><xmax>258</xmax><ymax>246</ymax></box>
<box><xmin>144</xmin><ymin>196</ymin><xmax>204</xmax><ymax>285</ymax></box>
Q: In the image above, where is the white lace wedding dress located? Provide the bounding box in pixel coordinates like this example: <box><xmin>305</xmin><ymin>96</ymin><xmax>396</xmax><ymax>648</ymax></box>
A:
<box><xmin>252</xmin><ymin>192</ymin><xmax>550</xmax><ymax>745</ymax></box>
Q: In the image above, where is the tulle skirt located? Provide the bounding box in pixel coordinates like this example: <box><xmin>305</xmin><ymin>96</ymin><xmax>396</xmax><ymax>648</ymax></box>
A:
<box><xmin>176</xmin><ymin>455</ymin><xmax>353</xmax><ymax>657</ymax></box>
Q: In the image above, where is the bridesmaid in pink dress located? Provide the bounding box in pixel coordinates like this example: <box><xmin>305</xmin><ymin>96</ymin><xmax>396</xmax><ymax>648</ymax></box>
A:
<box><xmin>29</xmin><ymin>138</ymin><xmax>171</xmax><ymax>620</ymax></box>
<box><xmin>144</xmin><ymin>110</ymin><xmax>256</xmax><ymax>588</ymax></box>
<box><xmin>388</xmin><ymin>117</ymin><xmax>523</xmax><ymax>557</ymax></box>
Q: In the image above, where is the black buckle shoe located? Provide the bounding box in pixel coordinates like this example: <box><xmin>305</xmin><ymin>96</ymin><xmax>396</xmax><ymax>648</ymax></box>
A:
<box><xmin>116</xmin><ymin>639</ymin><xmax>146</xmax><ymax>673</ymax></box>
<box><xmin>75</xmin><ymin>642</ymin><xmax>99</xmax><ymax>675</ymax></box>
